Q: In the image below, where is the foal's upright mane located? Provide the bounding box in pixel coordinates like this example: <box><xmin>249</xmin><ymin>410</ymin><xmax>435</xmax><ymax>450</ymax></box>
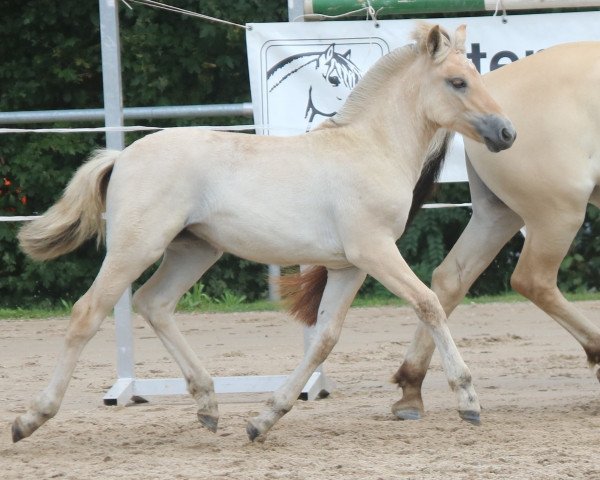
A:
<box><xmin>329</xmin><ymin>23</ymin><xmax>455</xmax><ymax>127</ymax></box>
<box><xmin>329</xmin><ymin>45</ymin><xmax>417</xmax><ymax>126</ymax></box>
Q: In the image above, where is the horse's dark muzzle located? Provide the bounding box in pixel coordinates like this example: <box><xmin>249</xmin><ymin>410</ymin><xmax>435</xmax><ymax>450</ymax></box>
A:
<box><xmin>474</xmin><ymin>115</ymin><xmax>516</xmax><ymax>152</ymax></box>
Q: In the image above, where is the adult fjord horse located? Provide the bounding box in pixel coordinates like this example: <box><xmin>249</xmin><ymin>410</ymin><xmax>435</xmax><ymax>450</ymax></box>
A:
<box><xmin>392</xmin><ymin>41</ymin><xmax>600</xmax><ymax>420</ymax></box>
<box><xmin>13</xmin><ymin>23</ymin><xmax>514</xmax><ymax>443</ymax></box>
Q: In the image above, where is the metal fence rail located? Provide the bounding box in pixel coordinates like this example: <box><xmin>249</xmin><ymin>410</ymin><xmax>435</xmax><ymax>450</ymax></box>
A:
<box><xmin>0</xmin><ymin>103</ymin><xmax>253</xmax><ymax>125</ymax></box>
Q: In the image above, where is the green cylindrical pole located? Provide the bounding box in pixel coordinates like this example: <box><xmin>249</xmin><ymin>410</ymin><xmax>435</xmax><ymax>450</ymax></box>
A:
<box><xmin>305</xmin><ymin>0</ymin><xmax>600</xmax><ymax>17</ymax></box>
<box><xmin>308</xmin><ymin>0</ymin><xmax>484</xmax><ymax>16</ymax></box>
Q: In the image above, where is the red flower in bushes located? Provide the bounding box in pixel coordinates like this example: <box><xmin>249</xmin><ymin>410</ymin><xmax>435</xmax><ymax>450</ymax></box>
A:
<box><xmin>1</xmin><ymin>177</ymin><xmax>27</xmax><ymax>211</ymax></box>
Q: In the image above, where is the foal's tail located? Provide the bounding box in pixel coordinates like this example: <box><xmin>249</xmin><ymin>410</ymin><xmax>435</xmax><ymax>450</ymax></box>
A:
<box><xmin>18</xmin><ymin>149</ymin><xmax>119</xmax><ymax>261</ymax></box>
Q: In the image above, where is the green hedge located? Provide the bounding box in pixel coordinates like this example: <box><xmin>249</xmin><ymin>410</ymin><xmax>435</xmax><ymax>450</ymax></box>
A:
<box><xmin>0</xmin><ymin>1</ymin><xmax>286</xmax><ymax>307</ymax></box>
<box><xmin>1</xmin><ymin>2</ymin><xmax>597</xmax><ymax>308</ymax></box>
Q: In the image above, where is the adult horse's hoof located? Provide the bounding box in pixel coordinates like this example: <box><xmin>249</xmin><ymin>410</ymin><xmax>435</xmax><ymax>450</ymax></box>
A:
<box><xmin>459</xmin><ymin>410</ymin><xmax>481</xmax><ymax>426</ymax></box>
<box><xmin>392</xmin><ymin>408</ymin><xmax>422</xmax><ymax>421</ymax></box>
<box><xmin>197</xmin><ymin>413</ymin><xmax>218</xmax><ymax>433</ymax></box>
<box><xmin>391</xmin><ymin>398</ymin><xmax>424</xmax><ymax>421</ymax></box>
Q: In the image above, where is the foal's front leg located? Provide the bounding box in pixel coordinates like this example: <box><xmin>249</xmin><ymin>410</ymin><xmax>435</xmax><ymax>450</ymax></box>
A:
<box><xmin>246</xmin><ymin>267</ymin><xmax>366</xmax><ymax>441</ymax></box>
<box><xmin>393</xmin><ymin>198</ymin><xmax>522</xmax><ymax>420</ymax></box>
<box><xmin>348</xmin><ymin>237</ymin><xmax>481</xmax><ymax>424</ymax></box>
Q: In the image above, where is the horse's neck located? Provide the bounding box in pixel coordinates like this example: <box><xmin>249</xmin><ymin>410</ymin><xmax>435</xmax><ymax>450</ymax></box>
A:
<box><xmin>375</xmin><ymin>111</ymin><xmax>436</xmax><ymax>182</ymax></box>
<box><xmin>329</xmin><ymin>47</ymin><xmax>435</xmax><ymax>179</ymax></box>
<box><xmin>268</xmin><ymin>55</ymin><xmax>316</xmax><ymax>92</ymax></box>
<box><xmin>333</xmin><ymin>46</ymin><xmax>415</xmax><ymax>125</ymax></box>
<box><xmin>340</xmin><ymin>85</ymin><xmax>435</xmax><ymax>181</ymax></box>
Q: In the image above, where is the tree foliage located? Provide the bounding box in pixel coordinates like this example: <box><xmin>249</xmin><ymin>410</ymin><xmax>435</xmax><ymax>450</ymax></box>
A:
<box><xmin>0</xmin><ymin>1</ymin><xmax>286</xmax><ymax>307</ymax></box>
<box><xmin>0</xmin><ymin>2</ymin><xmax>597</xmax><ymax>307</ymax></box>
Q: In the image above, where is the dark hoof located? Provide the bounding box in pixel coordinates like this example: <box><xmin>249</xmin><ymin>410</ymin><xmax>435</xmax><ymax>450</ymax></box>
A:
<box><xmin>317</xmin><ymin>389</ymin><xmax>330</xmax><ymax>399</ymax></box>
<box><xmin>596</xmin><ymin>368</ymin><xmax>600</xmax><ymax>383</ymax></box>
<box><xmin>246</xmin><ymin>422</ymin><xmax>262</xmax><ymax>442</ymax></box>
<box><xmin>393</xmin><ymin>408</ymin><xmax>422</xmax><ymax>421</ymax></box>
<box><xmin>197</xmin><ymin>414</ymin><xmax>218</xmax><ymax>433</ymax></box>
<box><xmin>459</xmin><ymin>410</ymin><xmax>481</xmax><ymax>426</ymax></box>
<box><xmin>11</xmin><ymin>421</ymin><xmax>25</xmax><ymax>443</ymax></box>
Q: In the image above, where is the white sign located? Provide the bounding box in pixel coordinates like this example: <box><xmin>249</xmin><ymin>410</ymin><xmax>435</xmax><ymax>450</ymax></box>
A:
<box><xmin>247</xmin><ymin>11</ymin><xmax>600</xmax><ymax>181</ymax></box>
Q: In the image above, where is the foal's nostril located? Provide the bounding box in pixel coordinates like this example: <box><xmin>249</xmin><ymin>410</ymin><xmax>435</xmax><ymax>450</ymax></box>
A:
<box><xmin>501</xmin><ymin>127</ymin><xmax>513</xmax><ymax>142</ymax></box>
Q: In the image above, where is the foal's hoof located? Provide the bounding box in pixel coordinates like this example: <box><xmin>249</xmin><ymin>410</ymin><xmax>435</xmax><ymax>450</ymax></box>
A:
<box><xmin>197</xmin><ymin>414</ymin><xmax>218</xmax><ymax>433</ymax></box>
<box><xmin>11</xmin><ymin>419</ymin><xmax>27</xmax><ymax>443</ymax></box>
<box><xmin>393</xmin><ymin>408</ymin><xmax>422</xmax><ymax>421</ymax></box>
<box><xmin>459</xmin><ymin>410</ymin><xmax>481</xmax><ymax>426</ymax></box>
<box><xmin>246</xmin><ymin>420</ymin><xmax>266</xmax><ymax>443</ymax></box>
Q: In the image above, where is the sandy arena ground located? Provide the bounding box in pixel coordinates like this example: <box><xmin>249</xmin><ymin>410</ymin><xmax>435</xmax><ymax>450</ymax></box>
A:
<box><xmin>1</xmin><ymin>301</ymin><xmax>599</xmax><ymax>479</ymax></box>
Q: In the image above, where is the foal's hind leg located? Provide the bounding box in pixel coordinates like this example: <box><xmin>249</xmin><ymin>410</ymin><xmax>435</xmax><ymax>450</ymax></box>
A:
<box><xmin>132</xmin><ymin>233</ymin><xmax>223</xmax><ymax>432</ymax></box>
<box><xmin>12</xmin><ymin>248</ymin><xmax>164</xmax><ymax>442</ymax></box>
<box><xmin>246</xmin><ymin>267</ymin><xmax>366</xmax><ymax>442</ymax></box>
<box><xmin>510</xmin><ymin>211</ymin><xmax>600</xmax><ymax>377</ymax></box>
<box><xmin>393</xmin><ymin>194</ymin><xmax>523</xmax><ymax>420</ymax></box>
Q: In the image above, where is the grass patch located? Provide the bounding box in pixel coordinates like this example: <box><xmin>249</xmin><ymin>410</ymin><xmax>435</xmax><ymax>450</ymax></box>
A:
<box><xmin>353</xmin><ymin>291</ymin><xmax>600</xmax><ymax>308</ymax></box>
<box><xmin>465</xmin><ymin>291</ymin><xmax>600</xmax><ymax>304</ymax></box>
<box><xmin>178</xmin><ymin>299</ymin><xmax>280</xmax><ymax>314</ymax></box>
<box><xmin>0</xmin><ymin>307</ymin><xmax>71</xmax><ymax>320</ymax></box>
<box><xmin>0</xmin><ymin>300</ymin><xmax>282</xmax><ymax>320</ymax></box>
<box><xmin>3</xmin><ymin>291</ymin><xmax>600</xmax><ymax>320</ymax></box>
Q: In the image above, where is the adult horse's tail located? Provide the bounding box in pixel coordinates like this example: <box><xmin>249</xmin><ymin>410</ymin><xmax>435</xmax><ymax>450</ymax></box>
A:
<box><xmin>279</xmin><ymin>266</ymin><xmax>328</xmax><ymax>326</ymax></box>
<box><xmin>18</xmin><ymin>149</ymin><xmax>119</xmax><ymax>261</ymax></box>
<box><xmin>280</xmin><ymin>131</ymin><xmax>452</xmax><ymax>326</ymax></box>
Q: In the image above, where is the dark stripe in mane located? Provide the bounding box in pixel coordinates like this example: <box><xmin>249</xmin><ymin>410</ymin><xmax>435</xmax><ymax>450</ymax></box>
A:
<box><xmin>405</xmin><ymin>131</ymin><xmax>452</xmax><ymax>227</ymax></box>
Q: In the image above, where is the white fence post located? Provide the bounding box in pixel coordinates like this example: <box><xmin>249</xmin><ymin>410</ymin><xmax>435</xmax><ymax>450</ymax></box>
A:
<box><xmin>99</xmin><ymin>0</ymin><xmax>136</xmax><ymax>403</ymax></box>
<box><xmin>100</xmin><ymin>0</ymin><xmax>329</xmax><ymax>406</ymax></box>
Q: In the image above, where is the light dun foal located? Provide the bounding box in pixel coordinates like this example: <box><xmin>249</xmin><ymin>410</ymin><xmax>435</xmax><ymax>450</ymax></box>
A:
<box><xmin>14</xmin><ymin>23</ymin><xmax>514</xmax><ymax>443</ymax></box>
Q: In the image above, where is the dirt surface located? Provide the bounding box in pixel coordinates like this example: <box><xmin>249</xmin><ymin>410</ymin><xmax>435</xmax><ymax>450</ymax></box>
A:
<box><xmin>1</xmin><ymin>301</ymin><xmax>599</xmax><ymax>479</ymax></box>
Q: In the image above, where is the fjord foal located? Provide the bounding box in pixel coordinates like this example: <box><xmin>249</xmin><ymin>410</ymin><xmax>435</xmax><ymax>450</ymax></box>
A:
<box><xmin>393</xmin><ymin>42</ymin><xmax>600</xmax><ymax>420</ymax></box>
<box><xmin>14</xmin><ymin>23</ymin><xmax>514</xmax><ymax>443</ymax></box>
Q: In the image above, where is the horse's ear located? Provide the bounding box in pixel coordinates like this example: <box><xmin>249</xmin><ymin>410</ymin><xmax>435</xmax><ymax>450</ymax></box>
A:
<box><xmin>324</xmin><ymin>44</ymin><xmax>335</xmax><ymax>61</ymax></box>
<box><xmin>342</xmin><ymin>49</ymin><xmax>351</xmax><ymax>59</ymax></box>
<box><xmin>426</xmin><ymin>25</ymin><xmax>443</xmax><ymax>58</ymax></box>
<box><xmin>454</xmin><ymin>24</ymin><xmax>467</xmax><ymax>53</ymax></box>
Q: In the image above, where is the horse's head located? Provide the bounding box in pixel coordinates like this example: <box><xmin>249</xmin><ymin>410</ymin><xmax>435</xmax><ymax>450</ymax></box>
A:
<box><xmin>308</xmin><ymin>45</ymin><xmax>361</xmax><ymax>119</ymax></box>
<box><xmin>414</xmin><ymin>23</ymin><xmax>516</xmax><ymax>152</ymax></box>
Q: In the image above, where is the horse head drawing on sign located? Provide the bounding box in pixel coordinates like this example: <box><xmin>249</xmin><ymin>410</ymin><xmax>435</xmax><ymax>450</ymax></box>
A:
<box><xmin>267</xmin><ymin>44</ymin><xmax>362</xmax><ymax>130</ymax></box>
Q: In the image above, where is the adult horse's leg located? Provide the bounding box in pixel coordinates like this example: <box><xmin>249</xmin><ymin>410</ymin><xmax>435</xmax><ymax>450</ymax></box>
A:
<box><xmin>133</xmin><ymin>233</ymin><xmax>223</xmax><ymax>432</ymax></box>
<box><xmin>393</xmin><ymin>168</ymin><xmax>523</xmax><ymax>420</ymax></box>
<box><xmin>12</xmin><ymin>247</ymin><xmax>165</xmax><ymax>442</ymax></box>
<box><xmin>347</xmin><ymin>236</ymin><xmax>481</xmax><ymax>423</ymax></box>
<box><xmin>246</xmin><ymin>267</ymin><xmax>366</xmax><ymax>441</ymax></box>
<box><xmin>510</xmin><ymin>210</ymin><xmax>600</xmax><ymax>377</ymax></box>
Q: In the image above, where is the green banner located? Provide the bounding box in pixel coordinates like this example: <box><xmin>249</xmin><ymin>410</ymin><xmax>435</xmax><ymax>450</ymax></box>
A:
<box><xmin>309</xmin><ymin>0</ymin><xmax>486</xmax><ymax>16</ymax></box>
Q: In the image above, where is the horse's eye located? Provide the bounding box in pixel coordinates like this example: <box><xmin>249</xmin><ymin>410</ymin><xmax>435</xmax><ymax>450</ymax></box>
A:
<box><xmin>447</xmin><ymin>78</ymin><xmax>467</xmax><ymax>90</ymax></box>
<box><xmin>328</xmin><ymin>75</ymin><xmax>340</xmax><ymax>86</ymax></box>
